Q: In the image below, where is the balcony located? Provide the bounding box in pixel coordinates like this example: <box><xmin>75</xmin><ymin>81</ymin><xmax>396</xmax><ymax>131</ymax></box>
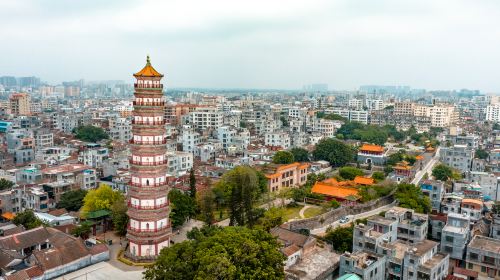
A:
<box><xmin>129</xmin><ymin>159</ymin><xmax>168</xmax><ymax>166</ymax></box>
<box><xmin>127</xmin><ymin>224</ymin><xmax>171</xmax><ymax>234</ymax></box>
<box><xmin>131</xmin><ymin>120</ymin><xmax>166</xmax><ymax>125</ymax></box>
<box><xmin>128</xmin><ymin>202</ymin><xmax>169</xmax><ymax>210</ymax></box>
<box><xmin>129</xmin><ymin>139</ymin><xmax>167</xmax><ymax>145</ymax></box>
<box><xmin>129</xmin><ymin>181</ymin><xmax>168</xmax><ymax>187</ymax></box>
<box><xmin>134</xmin><ymin>83</ymin><xmax>163</xmax><ymax>89</ymax></box>
<box><xmin>133</xmin><ymin>101</ymin><xmax>165</xmax><ymax>106</ymax></box>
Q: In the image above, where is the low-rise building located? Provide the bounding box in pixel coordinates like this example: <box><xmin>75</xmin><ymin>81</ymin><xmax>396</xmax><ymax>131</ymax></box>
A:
<box><xmin>357</xmin><ymin>144</ymin><xmax>386</xmax><ymax>166</ymax></box>
<box><xmin>420</xmin><ymin>180</ymin><xmax>445</xmax><ymax>211</ymax></box>
<box><xmin>261</xmin><ymin>162</ymin><xmax>309</xmax><ymax>192</ymax></box>
<box><xmin>466</xmin><ymin>235</ymin><xmax>500</xmax><ymax>279</ymax></box>
<box><xmin>340</xmin><ymin>250</ymin><xmax>386</xmax><ymax>280</ymax></box>
<box><xmin>440</xmin><ymin>212</ymin><xmax>470</xmax><ymax>265</ymax></box>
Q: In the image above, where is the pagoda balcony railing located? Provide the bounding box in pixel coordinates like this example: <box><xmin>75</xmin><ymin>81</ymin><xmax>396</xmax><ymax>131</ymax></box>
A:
<box><xmin>128</xmin><ymin>224</ymin><xmax>171</xmax><ymax>233</ymax></box>
<box><xmin>128</xmin><ymin>202</ymin><xmax>169</xmax><ymax>210</ymax></box>
<box><xmin>129</xmin><ymin>159</ymin><xmax>168</xmax><ymax>166</ymax></box>
<box><xmin>133</xmin><ymin>101</ymin><xmax>165</xmax><ymax>106</ymax></box>
<box><xmin>129</xmin><ymin>139</ymin><xmax>167</xmax><ymax>145</ymax></box>
<box><xmin>131</xmin><ymin>120</ymin><xmax>166</xmax><ymax>125</ymax></box>
<box><xmin>134</xmin><ymin>83</ymin><xmax>163</xmax><ymax>89</ymax></box>
<box><xmin>129</xmin><ymin>181</ymin><xmax>168</xmax><ymax>187</ymax></box>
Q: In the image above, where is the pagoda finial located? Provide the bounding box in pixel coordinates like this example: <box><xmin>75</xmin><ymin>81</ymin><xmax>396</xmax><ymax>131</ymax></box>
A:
<box><xmin>146</xmin><ymin>55</ymin><xmax>151</xmax><ymax>65</ymax></box>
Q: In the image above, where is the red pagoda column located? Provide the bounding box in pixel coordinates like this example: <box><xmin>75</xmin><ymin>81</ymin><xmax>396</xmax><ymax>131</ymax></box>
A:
<box><xmin>126</xmin><ymin>56</ymin><xmax>172</xmax><ymax>261</ymax></box>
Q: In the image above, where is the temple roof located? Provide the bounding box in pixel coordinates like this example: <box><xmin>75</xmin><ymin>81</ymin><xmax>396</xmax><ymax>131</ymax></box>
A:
<box><xmin>134</xmin><ymin>55</ymin><xmax>163</xmax><ymax>78</ymax></box>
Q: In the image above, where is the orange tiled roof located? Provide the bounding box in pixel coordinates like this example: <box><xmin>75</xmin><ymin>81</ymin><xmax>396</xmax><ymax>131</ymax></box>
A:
<box><xmin>1</xmin><ymin>212</ymin><xmax>15</xmax><ymax>220</ymax></box>
<box><xmin>461</xmin><ymin>198</ymin><xmax>483</xmax><ymax>206</ymax></box>
<box><xmin>134</xmin><ymin>56</ymin><xmax>163</xmax><ymax>77</ymax></box>
<box><xmin>311</xmin><ymin>182</ymin><xmax>359</xmax><ymax>199</ymax></box>
<box><xmin>354</xmin><ymin>176</ymin><xmax>375</xmax><ymax>185</ymax></box>
<box><xmin>359</xmin><ymin>144</ymin><xmax>384</xmax><ymax>153</ymax></box>
<box><xmin>415</xmin><ymin>155</ymin><xmax>424</xmax><ymax>160</ymax></box>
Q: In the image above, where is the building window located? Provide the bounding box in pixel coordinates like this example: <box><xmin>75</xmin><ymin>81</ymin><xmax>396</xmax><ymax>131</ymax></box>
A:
<box><xmin>468</xmin><ymin>263</ymin><xmax>473</xmax><ymax>269</ymax></box>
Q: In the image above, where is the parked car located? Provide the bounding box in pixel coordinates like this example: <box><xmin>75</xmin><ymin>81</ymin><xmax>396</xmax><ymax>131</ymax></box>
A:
<box><xmin>339</xmin><ymin>216</ymin><xmax>349</xmax><ymax>224</ymax></box>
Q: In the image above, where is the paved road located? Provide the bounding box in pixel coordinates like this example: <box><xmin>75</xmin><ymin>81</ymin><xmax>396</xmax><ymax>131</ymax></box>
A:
<box><xmin>411</xmin><ymin>147</ymin><xmax>441</xmax><ymax>185</ymax></box>
<box><xmin>310</xmin><ymin>202</ymin><xmax>396</xmax><ymax>236</ymax></box>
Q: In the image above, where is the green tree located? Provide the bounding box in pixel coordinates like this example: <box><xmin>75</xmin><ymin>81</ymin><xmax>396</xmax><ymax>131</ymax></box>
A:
<box><xmin>395</xmin><ymin>183</ymin><xmax>431</xmax><ymax>214</ymax></box>
<box><xmin>0</xmin><ymin>178</ymin><xmax>14</xmax><ymax>191</ymax></box>
<box><xmin>189</xmin><ymin>168</ymin><xmax>197</xmax><ymax>199</ymax></box>
<box><xmin>73</xmin><ymin>125</ymin><xmax>109</xmax><ymax>142</ymax></box>
<box><xmin>169</xmin><ymin>189</ymin><xmax>196</xmax><ymax>228</ymax></box>
<box><xmin>82</xmin><ymin>184</ymin><xmax>123</xmax><ymax>214</ymax></box>
<box><xmin>432</xmin><ymin>164</ymin><xmax>453</xmax><ymax>181</ymax></box>
<box><xmin>324</xmin><ymin>225</ymin><xmax>353</xmax><ymax>252</ymax></box>
<box><xmin>280</xmin><ymin>116</ymin><xmax>289</xmax><ymax>127</ymax></box>
<box><xmin>256</xmin><ymin>207</ymin><xmax>284</xmax><ymax>231</ymax></box>
<box><xmin>371</xmin><ymin>172</ymin><xmax>386</xmax><ymax>182</ymax></box>
<box><xmin>144</xmin><ymin>226</ymin><xmax>285</xmax><ymax>280</ymax></box>
<box><xmin>313</xmin><ymin>138</ymin><xmax>355</xmax><ymax>167</ymax></box>
<box><xmin>330</xmin><ymin>199</ymin><xmax>340</xmax><ymax>209</ymax></box>
<box><xmin>111</xmin><ymin>195</ymin><xmax>128</xmax><ymax>236</ymax></box>
<box><xmin>323</xmin><ymin>113</ymin><xmax>348</xmax><ymax>122</ymax></box>
<box><xmin>214</xmin><ymin>166</ymin><xmax>263</xmax><ymax>227</ymax></box>
<box><xmin>199</xmin><ymin>188</ymin><xmax>215</xmax><ymax>226</ymax></box>
<box><xmin>71</xmin><ymin>221</ymin><xmax>92</xmax><ymax>239</ymax></box>
<box><xmin>475</xmin><ymin>149</ymin><xmax>489</xmax><ymax>160</ymax></box>
<box><xmin>290</xmin><ymin>147</ymin><xmax>310</xmax><ymax>162</ymax></box>
<box><xmin>339</xmin><ymin>167</ymin><xmax>364</xmax><ymax>180</ymax></box>
<box><xmin>272</xmin><ymin>151</ymin><xmax>295</xmax><ymax>164</ymax></box>
<box><xmin>13</xmin><ymin>210</ymin><xmax>43</xmax><ymax>229</ymax></box>
<box><xmin>57</xmin><ymin>189</ymin><xmax>88</xmax><ymax>211</ymax></box>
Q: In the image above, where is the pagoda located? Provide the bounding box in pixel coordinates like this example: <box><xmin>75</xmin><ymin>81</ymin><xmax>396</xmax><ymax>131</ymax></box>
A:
<box><xmin>126</xmin><ymin>56</ymin><xmax>172</xmax><ymax>260</ymax></box>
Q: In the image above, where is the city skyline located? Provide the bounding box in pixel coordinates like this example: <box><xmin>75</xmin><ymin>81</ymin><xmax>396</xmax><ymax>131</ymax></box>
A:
<box><xmin>2</xmin><ymin>0</ymin><xmax>500</xmax><ymax>92</ymax></box>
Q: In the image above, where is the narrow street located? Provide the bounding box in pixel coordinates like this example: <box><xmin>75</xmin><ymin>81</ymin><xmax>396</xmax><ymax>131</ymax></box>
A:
<box><xmin>411</xmin><ymin>147</ymin><xmax>441</xmax><ymax>185</ymax></box>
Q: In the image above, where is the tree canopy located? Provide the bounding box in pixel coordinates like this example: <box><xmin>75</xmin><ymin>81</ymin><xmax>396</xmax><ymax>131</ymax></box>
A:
<box><xmin>73</xmin><ymin>125</ymin><xmax>109</xmax><ymax>142</ymax></box>
<box><xmin>475</xmin><ymin>149</ymin><xmax>489</xmax><ymax>160</ymax></box>
<box><xmin>289</xmin><ymin>147</ymin><xmax>310</xmax><ymax>162</ymax></box>
<box><xmin>13</xmin><ymin>210</ymin><xmax>44</xmax><ymax>229</ymax></box>
<box><xmin>144</xmin><ymin>226</ymin><xmax>285</xmax><ymax>280</ymax></box>
<box><xmin>0</xmin><ymin>178</ymin><xmax>14</xmax><ymax>191</ymax></box>
<box><xmin>82</xmin><ymin>184</ymin><xmax>123</xmax><ymax>214</ymax></box>
<box><xmin>324</xmin><ymin>225</ymin><xmax>353</xmax><ymax>252</ymax></box>
<box><xmin>57</xmin><ymin>189</ymin><xmax>88</xmax><ymax>211</ymax></box>
<box><xmin>111</xmin><ymin>195</ymin><xmax>129</xmax><ymax>236</ymax></box>
<box><xmin>339</xmin><ymin>167</ymin><xmax>364</xmax><ymax>180</ymax></box>
<box><xmin>395</xmin><ymin>183</ymin><xmax>431</xmax><ymax>214</ymax></box>
<box><xmin>169</xmin><ymin>189</ymin><xmax>196</xmax><ymax>228</ymax></box>
<box><xmin>214</xmin><ymin>166</ymin><xmax>265</xmax><ymax>227</ymax></box>
<box><xmin>272</xmin><ymin>151</ymin><xmax>295</xmax><ymax>164</ymax></box>
<box><xmin>313</xmin><ymin>138</ymin><xmax>355</xmax><ymax>167</ymax></box>
<box><xmin>432</xmin><ymin>164</ymin><xmax>453</xmax><ymax>181</ymax></box>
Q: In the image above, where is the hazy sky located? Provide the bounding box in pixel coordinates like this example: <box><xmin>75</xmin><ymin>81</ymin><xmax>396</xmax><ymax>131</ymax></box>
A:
<box><xmin>2</xmin><ymin>0</ymin><xmax>500</xmax><ymax>91</ymax></box>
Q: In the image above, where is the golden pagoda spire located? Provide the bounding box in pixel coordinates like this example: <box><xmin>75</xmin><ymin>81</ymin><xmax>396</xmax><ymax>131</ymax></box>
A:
<box><xmin>133</xmin><ymin>55</ymin><xmax>163</xmax><ymax>77</ymax></box>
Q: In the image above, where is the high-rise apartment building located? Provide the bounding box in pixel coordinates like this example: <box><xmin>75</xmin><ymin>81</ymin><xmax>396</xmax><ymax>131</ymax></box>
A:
<box><xmin>9</xmin><ymin>93</ymin><xmax>32</xmax><ymax>116</ymax></box>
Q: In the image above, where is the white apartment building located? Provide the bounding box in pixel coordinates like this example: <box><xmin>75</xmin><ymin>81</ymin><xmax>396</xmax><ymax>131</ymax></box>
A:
<box><xmin>108</xmin><ymin>117</ymin><xmax>132</xmax><ymax>143</ymax></box>
<box><xmin>312</xmin><ymin>118</ymin><xmax>338</xmax><ymax>138</ymax></box>
<box><xmin>486</xmin><ymin>104</ymin><xmax>500</xmax><ymax>122</ymax></box>
<box><xmin>217</xmin><ymin>125</ymin><xmax>237</xmax><ymax>150</ymax></box>
<box><xmin>349</xmin><ymin>110</ymin><xmax>369</xmax><ymax>124</ymax></box>
<box><xmin>78</xmin><ymin>146</ymin><xmax>109</xmax><ymax>169</ymax></box>
<box><xmin>179</xmin><ymin>125</ymin><xmax>201</xmax><ymax>153</ymax></box>
<box><xmin>348</xmin><ymin>99</ymin><xmax>364</xmax><ymax>110</ymax></box>
<box><xmin>366</xmin><ymin>99</ymin><xmax>384</xmax><ymax>111</ymax></box>
<box><xmin>395</xmin><ymin>102</ymin><xmax>456</xmax><ymax>127</ymax></box>
<box><xmin>265</xmin><ymin>131</ymin><xmax>291</xmax><ymax>149</ymax></box>
<box><xmin>166</xmin><ymin>151</ymin><xmax>193</xmax><ymax>176</ymax></box>
<box><xmin>189</xmin><ymin>107</ymin><xmax>223</xmax><ymax>130</ymax></box>
<box><xmin>288</xmin><ymin>107</ymin><xmax>307</xmax><ymax>119</ymax></box>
